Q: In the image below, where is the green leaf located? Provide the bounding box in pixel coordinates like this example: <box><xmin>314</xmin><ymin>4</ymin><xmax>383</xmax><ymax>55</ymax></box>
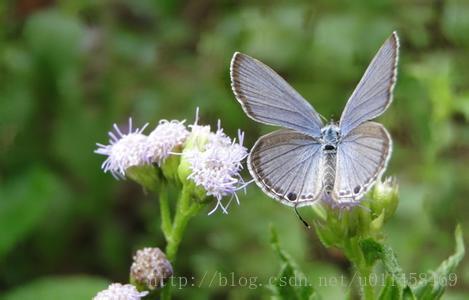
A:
<box><xmin>1</xmin><ymin>276</ymin><xmax>109</xmax><ymax>300</ymax></box>
<box><xmin>402</xmin><ymin>286</ymin><xmax>417</xmax><ymax>300</ymax></box>
<box><xmin>378</xmin><ymin>276</ymin><xmax>401</xmax><ymax>300</ymax></box>
<box><xmin>359</xmin><ymin>238</ymin><xmax>405</xmax><ymax>286</ymax></box>
<box><xmin>0</xmin><ymin>167</ymin><xmax>67</xmax><ymax>258</ymax></box>
<box><xmin>360</xmin><ymin>238</ymin><xmax>412</xmax><ymax>299</ymax></box>
<box><xmin>412</xmin><ymin>225</ymin><xmax>465</xmax><ymax>299</ymax></box>
<box><xmin>380</xmin><ymin>244</ymin><xmax>407</xmax><ymax>289</ymax></box>
<box><xmin>269</xmin><ymin>225</ymin><xmax>319</xmax><ymax>300</ymax></box>
<box><xmin>360</xmin><ymin>238</ymin><xmax>384</xmax><ymax>266</ymax></box>
<box><xmin>360</xmin><ymin>227</ymin><xmax>464</xmax><ymax>300</ymax></box>
<box><xmin>377</xmin><ymin>276</ymin><xmax>417</xmax><ymax>300</ymax></box>
<box><xmin>273</xmin><ymin>263</ymin><xmax>317</xmax><ymax>300</ymax></box>
<box><xmin>313</xmin><ymin>222</ymin><xmax>338</xmax><ymax>248</ymax></box>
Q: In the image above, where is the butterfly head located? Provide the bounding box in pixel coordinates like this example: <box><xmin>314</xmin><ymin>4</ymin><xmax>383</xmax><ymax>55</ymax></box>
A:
<box><xmin>320</xmin><ymin>124</ymin><xmax>341</xmax><ymax>150</ymax></box>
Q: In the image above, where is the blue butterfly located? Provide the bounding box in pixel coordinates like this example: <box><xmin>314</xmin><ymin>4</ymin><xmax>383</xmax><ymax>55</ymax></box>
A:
<box><xmin>231</xmin><ymin>32</ymin><xmax>399</xmax><ymax>208</ymax></box>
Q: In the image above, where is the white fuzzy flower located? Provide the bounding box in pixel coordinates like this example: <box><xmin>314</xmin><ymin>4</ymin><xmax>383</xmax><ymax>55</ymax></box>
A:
<box><xmin>146</xmin><ymin>120</ymin><xmax>189</xmax><ymax>165</ymax></box>
<box><xmin>95</xmin><ymin>118</ymin><xmax>149</xmax><ymax>178</ymax></box>
<box><xmin>185</xmin><ymin>121</ymin><xmax>248</xmax><ymax>214</ymax></box>
<box><xmin>93</xmin><ymin>283</ymin><xmax>148</xmax><ymax>300</ymax></box>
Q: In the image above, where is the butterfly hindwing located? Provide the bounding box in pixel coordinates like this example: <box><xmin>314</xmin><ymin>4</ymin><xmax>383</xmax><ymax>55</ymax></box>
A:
<box><xmin>333</xmin><ymin>122</ymin><xmax>392</xmax><ymax>204</ymax></box>
<box><xmin>248</xmin><ymin>129</ymin><xmax>323</xmax><ymax>207</ymax></box>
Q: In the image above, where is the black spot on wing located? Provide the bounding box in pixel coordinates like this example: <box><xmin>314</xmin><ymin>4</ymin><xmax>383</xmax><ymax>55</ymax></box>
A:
<box><xmin>287</xmin><ymin>192</ymin><xmax>297</xmax><ymax>201</ymax></box>
<box><xmin>354</xmin><ymin>186</ymin><xmax>361</xmax><ymax>194</ymax></box>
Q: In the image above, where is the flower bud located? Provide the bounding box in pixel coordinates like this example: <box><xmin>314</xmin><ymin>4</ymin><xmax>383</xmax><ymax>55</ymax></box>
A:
<box><xmin>311</xmin><ymin>201</ymin><xmax>361</xmax><ymax>247</ymax></box>
<box><xmin>159</xmin><ymin>149</ymin><xmax>181</xmax><ymax>181</ymax></box>
<box><xmin>312</xmin><ymin>178</ymin><xmax>399</xmax><ymax>249</ymax></box>
<box><xmin>370</xmin><ymin>177</ymin><xmax>399</xmax><ymax>221</ymax></box>
<box><xmin>183</xmin><ymin>124</ymin><xmax>212</xmax><ymax>152</ymax></box>
<box><xmin>125</xmin><ymin>165</ymin><xmax>160</xmax><ymax>192</ymax></box>
<box><xmin>130</xmin><ymin>247</ymin><xmax>173</xmax><ymax>290</ymax></box>
<box><xmin>178</xmin><ymin>124</ymin><xmax>211</xmax><ymax>190</ymax></box>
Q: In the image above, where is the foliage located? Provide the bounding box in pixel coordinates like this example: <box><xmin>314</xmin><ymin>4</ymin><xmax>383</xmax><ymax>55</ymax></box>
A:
<box><xmin>0</xmin><ymin>0</ymin><xmax>468</xmax><ymax>299</ymax></box>
<box><xmin>1</xmin><ymin>276</ymin><xmax>109</xmax><ymax>300</ymax></box>
<box><xmin>269</xmin><ymin>226</ymin><xmax>319</xmax><ymax>300</ymax></box>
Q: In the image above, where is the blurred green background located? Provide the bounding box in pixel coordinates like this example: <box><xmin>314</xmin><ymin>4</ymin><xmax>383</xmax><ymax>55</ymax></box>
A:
<box><xmin>0</xmin><ymin>0</ymin><xmax>468</xmax><ymax>299</ymax></box>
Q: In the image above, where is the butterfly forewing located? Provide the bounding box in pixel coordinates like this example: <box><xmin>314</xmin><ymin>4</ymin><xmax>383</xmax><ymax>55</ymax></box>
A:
<box><xmin>339</xmin><ymin>32</ymin><xmax>399</xmax><ymax>136</ymax></box>
<box><xmin>248</xmin><ymin>129</ymin><xmax>323</xmax><ymax>207</ymax></box>
<box><xmin>231</xmin><ymin>52</ymin><xmax>323</xmax><ymax>137</ymax></box>
<box><xmin>333</xmin><ymin>122</ymin><xmax>392</xmax><ymax>203</ymax></box>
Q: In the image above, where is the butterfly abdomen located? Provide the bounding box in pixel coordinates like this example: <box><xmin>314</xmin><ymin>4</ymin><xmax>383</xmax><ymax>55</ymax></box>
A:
<box><xmin>320</xmin><ymin>124</ymin><xmax>340</xmax><ymax>196</ymax></box>
<box><xmin>322</xmin><ymin>150</ymin><xmax>337</xmax><ymax>195</ymax></box>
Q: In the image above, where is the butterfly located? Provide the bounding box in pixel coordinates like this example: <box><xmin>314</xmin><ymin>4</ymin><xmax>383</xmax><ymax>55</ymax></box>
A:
<box><xmin>230</xmin><ymin>32</ymin><xmax>399</xmax><ymax>208</ymax></box>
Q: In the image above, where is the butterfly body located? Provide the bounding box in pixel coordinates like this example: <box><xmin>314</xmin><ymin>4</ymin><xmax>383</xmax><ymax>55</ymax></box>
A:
<box><xmin>318</xmin><ymin>123</ymin><xmax>339</xmax><ymax>197</ymax></box>
<box><xmin>320</xmin><ymin>123</ymin><xmax>341</xmax><ymax>150</ymax></box>
<box><xmin>231</xmin><ymin>32</ymin><xmax>399</xmax><ymax>208</ymax></box>
<box><xmin>322</xmin><ymin>148</ymin><xmax>337</xmax><ymax>195</ymax></box>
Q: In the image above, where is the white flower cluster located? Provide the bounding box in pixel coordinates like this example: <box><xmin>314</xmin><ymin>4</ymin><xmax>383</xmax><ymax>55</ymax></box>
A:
<box><xmin>184</xmin><ymin>121</ymin><xmax>248</xmax><ymax>214</ymax></box>
<box><xmin>95</xmin><ymin>113</ymin><xmax>248</xmax><ymax>214</ymax></box>
<box><xmin>93</xmin><ymin>283</ymin><xmax>148</xmax><ymax>300</ymax></box>
<box><xmin>95</xmin><ymin>119</ymin><xmax>149</xmax><ymax>179</ymax></box>
<box><xmin>95</xmin><ymin>118</ymin><xmax>188</xmax><ymax>178</ymax></box>
<box><xmin>146</xmin><ymin>120</ymin><xmax>189</xmax><ymax>165</ymax></box>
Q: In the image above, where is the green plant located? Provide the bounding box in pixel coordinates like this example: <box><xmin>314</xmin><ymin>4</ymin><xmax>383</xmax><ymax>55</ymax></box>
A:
<box><xmin>267</xmin><ymin>178</ymin><xmax>464</xmax><ymax>300</ymax></box>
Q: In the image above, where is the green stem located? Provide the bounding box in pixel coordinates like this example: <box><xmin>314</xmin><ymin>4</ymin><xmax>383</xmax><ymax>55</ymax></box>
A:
<box><xmin>344</xmin><ymin>239</ymin><xmax>375</xmax><ymax>300</ymax></box>
<box><xmin>165</xmin><ymin>187</ymin><xmax>202</xmax><ymax>261</ymax></box>
<box><xmin>161</xmin><ymin>186</ymin><xmax>203</xmax><ymax>300</ymax></box>
<box><xmin>358</xmin><ymin>265</ymin><xmax>375</xmax><ymax>300</ymax></box>
<box><xmin>160</xmin><ymin>184</ymin><xmax>172</xmax><ymax>240</ymax></box>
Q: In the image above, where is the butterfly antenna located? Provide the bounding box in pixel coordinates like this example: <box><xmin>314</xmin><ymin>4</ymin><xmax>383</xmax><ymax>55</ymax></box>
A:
<box><xmin>294</xmin><ymin>205</ymin><xmax>311</xmax><ymax>229</ymax></box>
<box><xmin>319</xmin><ymin>113</ymin><xmax>328</xmax><ymax>123</ymax></box>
